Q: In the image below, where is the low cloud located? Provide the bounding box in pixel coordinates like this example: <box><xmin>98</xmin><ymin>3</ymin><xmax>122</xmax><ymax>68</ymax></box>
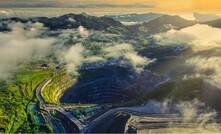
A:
<box><xmin>136</xmin><ymin>100</ymin><xmax>220</xmax><ymax>133</ymax></box>
<box><xmin>78</xmin><ymin>26</ymin><xmax>89</xmax><ymax>38</ymax></box>
<box><xmin>154</xmin><ymin>24</ymin><xmax>221</xmax><ymax>86</ymax></box>
<box><xmin>58</xmin><ymin>26</ymin><xmax>89</xmax><ymax>39</ymax></box>
<box><xmin>153</xmin><ymin>29</ymin><xmax>196</xmax><ymax>46</ymax></box>
<box><xmin>61</xmin><ymin>43</ymin><xmax>84</xmax><ymax>75</ymax></box>
<box><xmin>0</xmin><ymin>22</ymin><xmax>97</xmax><ymax>78</ymax></box>
<box><xmin>154</xmin><ymin>24</ymin><xmax>221</xmax><ymax>52</ymax></box>
<box><xmin>0</xmin><ymin>22</ymin><xmax>56</xmax><ymax>79</ymax></box>
<box><xmin>185</xmin><ymin>56</ymin><xmax>221</xmax><ymax>85</ymax></box>
<box><xmin>68</xmin><ymin>17</ymin><xmax>76</xmax><ymax>23</ymax></box>
<box><xmin>103</xmin><ymin>43</ymin><xmax>155</xmax><ymax>73</ymax></box>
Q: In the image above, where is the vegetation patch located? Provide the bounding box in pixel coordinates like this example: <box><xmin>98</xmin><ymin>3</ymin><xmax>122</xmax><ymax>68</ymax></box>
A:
<box><xmin>0</xmin><ymin>67</ymin><xmax>54</xmax><ymax>133</ymax></box>
<box><xmin>15</xmin><ymin>69</ymin><xmax>54</xmax><ymax>100</ymax></box>
<box><xmin>42</xmin><ymin>72</ymin><xmax>75</xmax><ymax>104</ymax></box>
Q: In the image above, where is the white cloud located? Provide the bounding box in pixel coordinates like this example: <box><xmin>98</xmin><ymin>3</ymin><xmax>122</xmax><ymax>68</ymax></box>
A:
<box><xmin>57</xmin><ymin>26</ymin><xmax>89</xmax><ymax>40</ymax></box>
<box><xmin>183</xmin><ymin>24</ymin><xmax>221</xmax><ymax>52</ymax></box>
<box><xmin>153</xmin><ymin>24</ymin><xmax>221</xmax><ymax>83</ymax></box>
<box><xmin>78</xmin><ymin>26</ymin><xmax>89</xmax><ymax>38</ymax></box>
<box><xmin>153</xmin><ymin>29</ymin><xmax>196</xmax><ymax>45</ymax></box>
<box><xmin>0</xmin><ymin>22</ymin><xmax>56</xmax><ymax>79</ymax></box>
<box><xmin>68</xmin><ymin>17</ymin><xmax>76</xmax><ymax>23</ymax></box>
<box><xmin>103</xmin><ymin>43</ymin><xmax>155</xmax><ymax>73</ymax></box>
<box><xmin>154</xmin><ymin>24</ymin><xmax>221</xmax><ymax>52</ymax></box>
<box><xmin>61</xmin><ymin>43</ymin><xmax>84</xmax><ymax>75</ymax></box>
<box><xmin>185</xmin><ymin>56</ymin><xmax>221</xmax><ymax>85</ymax></box>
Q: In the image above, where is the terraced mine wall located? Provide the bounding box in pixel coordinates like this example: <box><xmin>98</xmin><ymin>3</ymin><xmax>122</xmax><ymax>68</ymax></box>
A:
<box><xmin>60</xmin><ymin>65</ymin><xmax>166</xmax><ymax>104</ymax></box>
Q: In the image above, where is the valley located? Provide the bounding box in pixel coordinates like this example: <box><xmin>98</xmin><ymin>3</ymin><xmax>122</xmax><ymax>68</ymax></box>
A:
<box><xmin>1</xmin><ymin>12</ymin><xmax>221</xmax><ymax>133</ymax></box>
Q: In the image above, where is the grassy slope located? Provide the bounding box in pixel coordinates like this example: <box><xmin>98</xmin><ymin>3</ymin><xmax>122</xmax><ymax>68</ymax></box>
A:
<box><xmin>16</xmin><ymin>69</ymin><xmax>54</xmax><ymax>100</ymax></box>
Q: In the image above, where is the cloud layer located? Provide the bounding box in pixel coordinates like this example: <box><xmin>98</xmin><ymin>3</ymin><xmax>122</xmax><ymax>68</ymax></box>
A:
<box><xmin>154</xmin><ymin>24</ymin><xmax>221</xmax><ymax>86</ymax></box>
<box><xmin>103</xmin><ymin>43</ymin><xmax>155</xmax><ymax>73</ymax></box>
<box><xmin>185</xmin><ymin>56</ymin><xmax>221</xmax><ymax>85</ymax></box>
<box><xmin>0</xmin><ymin>22</ymin><xmax>56</xmax><ymax>79</ymax></box>
<box><xmin>154</xmin><ymin>24</ymin><xmax>221</xmax><ymax>52</ymax></box>
<box><xmin>61</xmin><ymin>43</ymin><xmax>84</xmax><ymax>75</ymax></box>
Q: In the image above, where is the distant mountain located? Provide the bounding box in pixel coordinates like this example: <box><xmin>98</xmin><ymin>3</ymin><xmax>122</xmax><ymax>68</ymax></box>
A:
<box><xmin>126</xmin><ymin>15</ymin><xmax>197</xmax><ymax>37</ymax></box>
<box><xmin>0</xmin><ymin>13</ymin><xmax>125</xmax><ymax>33</ymax></box>
<box><xmin>203</xmin><ymin>18</ymin><xmax>221</xmax><ymax>28</ymax></box>
<box><xmin>0</xmin><ymin>14</ymin><xmax>198</xmax><ymax>37</ymax></box>
<box><xmin>105</xmin><ymin>12</ymin><xmax>164</xmax><ymax>23</ymax></box>
<box><xmin>193</xmin><ymin>12</ymin><xmax>221</xmax><ymax>22</ymax></box>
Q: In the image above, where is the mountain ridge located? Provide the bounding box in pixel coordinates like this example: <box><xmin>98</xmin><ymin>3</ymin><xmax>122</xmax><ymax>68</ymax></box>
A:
<box><xmin>126</xmin><ymin>15</ymin><xmax>197</xmax><ymax>37</ymax></box>
<box><xmin>0</xmin><ymin>13</ymin><xmax>201</xmax><ymax>37</ymax></box>
<box><xmin>203</xmin><ymin>18</ymin><xmax>221</xmax><ymax>28</ymax></box>
<box><xmin>105</xmin><ymin>12</ymin><xmax>164</xmax><ymax>23</ymax></box>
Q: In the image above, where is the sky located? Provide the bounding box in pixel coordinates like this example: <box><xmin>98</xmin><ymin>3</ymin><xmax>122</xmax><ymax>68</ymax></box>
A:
<box><xmin>0</xmin><ymin>0</ymin><xmax>220</xmax><ymax>20</ymax></box>
<box><xmin>0</xmin><ymin>0</ymin><xmax>221</xmax><ymax>13</ymax></box>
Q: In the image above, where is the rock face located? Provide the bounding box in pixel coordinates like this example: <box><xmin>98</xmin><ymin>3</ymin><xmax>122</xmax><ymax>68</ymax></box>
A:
<box><xmin>60</xmin><ymin>65</ymin><xmax>166</xmax><ymax>104</ymax></box>
<box><xmin>202</xmin><ymin>80</ymin><xmax>221</xmax><ymax>111</ymax></box>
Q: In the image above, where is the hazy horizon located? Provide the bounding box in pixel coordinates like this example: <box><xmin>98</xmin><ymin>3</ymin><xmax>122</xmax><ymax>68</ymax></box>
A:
<box><xmin>1</xmin><ymin>0</ymin><xmax>221</xmax><ymax>13</ymax></box>
<box><xmin>1</xmin><ymin>7</ymin><xmax>221</xmax><ymax>20</ymax></box>
<box><xmin>0</xmin><ymin>0</ymin><xmax>221</xmax><ymax>20</ymax></box>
